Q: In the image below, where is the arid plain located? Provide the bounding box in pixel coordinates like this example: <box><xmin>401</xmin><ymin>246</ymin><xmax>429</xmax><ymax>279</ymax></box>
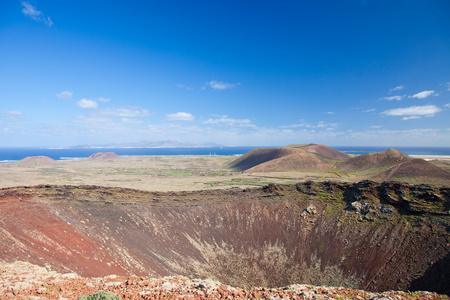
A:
<box><xmin>0</xmin><ymin>151</ymin><xmax>449</xmax><ymax>191</ymax></box>
<box><xmin>0</xmin><ymin>154</ymin><xmax>349</xmax><ymax>191</ymax></box>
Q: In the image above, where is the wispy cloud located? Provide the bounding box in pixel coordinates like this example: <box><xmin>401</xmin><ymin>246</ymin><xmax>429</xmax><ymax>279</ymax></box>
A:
<box><xmin>2</xmin><ymin>111</ymin><xmax>24</xmax><ymax>121</ymax></box>
<box><xmin>166</xmin><ymin>112</ymin><xmax>195</xmax><ymax>121</ymax></box>
<box><xmin>203</xmin><ymin>115</ymin><xmax>255</xmax><ymax>127</ymax></box>
<box><xmin>206</xmin><ymin>81</ymin><xmax>240</xmax><ymax>91</ymax></box>
<box><xmin>21</xmin><ymin>2</ymin><xmax>53</xmax><ymax>27</ymax></box>
<box><xmin>56</xmin><ymin>90</ymin><xmax>73</xmax><ymax>100</ymax></box>
<box><xmin>100</xmin><ymin>107</ymin><xmax>151</xmax><ymax>117</ymax></box>
<box><xmin>280</xmin><ymin>120</ymin><xmax>338</xmax><ymax>130</ymax></box>
<box><xmin>409</xmin><ymin>90</ymin><xmax>435</xmax><ymax>99</ymax></box>
<box><xmin>402</xmin><ymin>116</ymin><xmax>421</xmax><ymax>120</ymax></box>
<box><xmin>324</xmin><ymin>111</ymin><xmax>335</xmax><ymax>115</ymax></box>
<box><xmin>382</xmin><ymin>105</ymin><xmax>442</xmax><ymax>120</ymax></box>
<box><xmin>74</xmin><ymin>106</ymin><xmax>151</xmax><ymax>130</ymax></box>
<box><xmin>389</xmin><ymin>85</ymin><xmax>405</xmax><ymax>93</ymax></box>
<box><xmin>175</xmin><ymin>84</ymin><xmax>194</xmax><ymax>91</ymax></box>
<box><xmin>97</xmin><ymin>97</ymin><xmax>111</xmax><ymax>103</ymax></box>
<box><xmin>363</xmin><ymin>109</ymin><xmax>376</xmax><ymax>112</ymax></box>
<box><xmin>382</xmin><ymin>95</ymin><xmax>405</xmax><ymax>101</ymax></box>
<box><xmin>77</xmin><ymin>99</ymin><xmax>98</xmax><ymax>109</ymax></box>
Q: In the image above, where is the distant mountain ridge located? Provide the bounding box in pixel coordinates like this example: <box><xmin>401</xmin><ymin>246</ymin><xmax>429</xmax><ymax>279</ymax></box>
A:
<box><xmin>71</xmin><ymin>140</ymin><xmax>214</xmax><ymax>149</ymax></box>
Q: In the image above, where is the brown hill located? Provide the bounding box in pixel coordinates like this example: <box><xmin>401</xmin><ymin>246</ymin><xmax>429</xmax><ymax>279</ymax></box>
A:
<box><xmin>88</xmin><ymin>152</ymin><xmax>120</xmax><ymax>160</ymax></box>
<box><xmin>14</xmin><ymin>156</ymin><xmax>56</xmax><ymax>166</ymax></box>
<box><xmin>227</xmin><ymin>147</ymin><xmax>300</xmax><ymax>171</ymax></box>
<box><xmin>228</xmin><ymin>144</ymin><xmax>349</xmax><ymax>172</ymax></box>
<box><xmin>286</xmin><ymin>143</ymin><xmax>351</xmax><ymax>161</ymax></box>
<box><xmin>337</xmin><ymin>149</ymin><xmax>410</xmax><ymax>174</ymax></box>
<box><xmin>373</xmin><ymin>158</ymin><xmax>450</xmax><ymax>186</ymax></box>
<box><xmin>248</xmin><ymin>151</ymin><xmax>335</xmax><ymax>173</ymax></box>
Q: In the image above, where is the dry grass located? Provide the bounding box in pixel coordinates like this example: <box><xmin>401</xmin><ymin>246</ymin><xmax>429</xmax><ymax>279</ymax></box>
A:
<box><xmin>2</xmin><ymin>154</ymin><xmax>449</xmax><ymax>191</ymax></box>
<box><xmin>0</xmin><ymin>155</ymin><xmax>344</xmax><ymax>192</ymax></box>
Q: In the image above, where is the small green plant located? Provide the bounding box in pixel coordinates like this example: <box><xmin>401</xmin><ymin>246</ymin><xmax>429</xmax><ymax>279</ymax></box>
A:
<box><xmin>77</xmin><ymin>291</ymin><xmax>120</xmax><ymax>300</ymax></box>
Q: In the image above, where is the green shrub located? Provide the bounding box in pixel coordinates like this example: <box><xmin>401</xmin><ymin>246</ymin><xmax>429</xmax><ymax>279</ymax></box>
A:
<box><xmin>77</xmin><ymin>291</ymin><xmax>120</xmax><ymax>300</ymax></box>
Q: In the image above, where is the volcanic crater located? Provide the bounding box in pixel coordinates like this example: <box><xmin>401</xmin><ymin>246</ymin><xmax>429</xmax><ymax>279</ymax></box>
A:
<box><xmin>0</xmin><ymin>181</ymin><xmax>449</xmax><ymax>295</ymax></box>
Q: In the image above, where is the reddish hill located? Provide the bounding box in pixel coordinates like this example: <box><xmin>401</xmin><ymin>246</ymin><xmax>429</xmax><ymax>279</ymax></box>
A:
<box><xmin>15</xmin><ymin>156</ymin><xmax>56</xmax><ymax>166</ymax></box>
<box><xmin>287</xmin><ymin>143</ymin><xmax>351</xmax><ymax>161</ymax></box>
<box><xmin>228</xmin><ymin>144</ymin><xmax>349</xmax><ymax>172</ymax></box>
<box><xmin>248</xmin><ymin>151</ymin><xmax>335</xmax><ymax>173</ymax></box>
<box><xmin>373</xmin><ymin>158</ymin><xmax>450</xmax><ymax>186</ymax></box>
<box><xmin>227</xmin><ymin>147</ymin><xmax>300</xmax><ymax>171</ymax></box>
<box><xmin>337</xmin><ymin>149</ymin><xmax>410</xmax><ymax>174</ymax></box>
<box><xmin>88</xmin><ymin>152</ymin><xmax>120</xmax><ymax>160</ymax></box>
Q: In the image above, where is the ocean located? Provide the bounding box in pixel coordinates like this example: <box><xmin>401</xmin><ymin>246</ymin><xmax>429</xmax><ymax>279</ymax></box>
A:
<box><xmin>0</xmin><ymin>146</ymin><xmax>449</xmax><ymax>163</ymax></box>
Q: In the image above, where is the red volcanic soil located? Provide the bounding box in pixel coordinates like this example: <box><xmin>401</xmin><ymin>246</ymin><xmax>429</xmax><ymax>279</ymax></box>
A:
<box><xmin>373</xmin><ymin>158</ymin><xmax>450</xmax><ymax>186</ymax></box>
<box><xmin>337</xmin><ymin>149</ymin><xmax>410</xmax><ymax>174</ymax></box>
<box><xmin>15</xmin><ymin>156</ymin><xmax>56</xmax><ymax>166</ymax></box>
<box><xmin>88</xmin><ymin>152</ymin><xmax>121</xmax><ymax>160</ymax></box>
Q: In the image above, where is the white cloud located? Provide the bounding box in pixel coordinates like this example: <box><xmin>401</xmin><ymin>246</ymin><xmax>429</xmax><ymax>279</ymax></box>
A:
<box><xmin>203</xmin><ymin>115</ymin><xmax>255</xmax><ymax>127</ymax></box>
<box><xmin>382</xmin><ymin>105</ymin><xmax>441</xmax><ymax>119</ymax></box>
<box><xmin>2</xmin><ymin>111</ymin><xmax>24</xmax><ymax>121</ymax></box>
<box><xmin>325</xmin><ymin>111</ymin><xmax>335</xmax><ymax>115</ymax></box>
<box><xmin>402</xmin><ymin>116</ymin><xmax>421</xmax><ymax>120</ymax></box>
<box><xmin>100</xmin><ymin>107</ymin><xmax>151</xmax><ymax>117</ymax></box>
<box><xmin>97</xmin><ymin>97</ymin><xmax>111</xmax><ymax>102</ymax></box>
<box><xmin>21</xmin><ymin>2</ymin><xmax>41</xmax><ymax>18</ymax></box>
<box><xmin>21</xmin><ymin>2</ymin><xmax>53</xmax><ymax>26</ymax></box>
<box><xmin>445</xmin><ymin>103</ymin><xmax>450</xmax><ymax>108</ymax></box>
<box><xmin>370</xmin><ymin>125</ymin><xmax>382</xmax><ymax>129</ymax></box>
<box><xmin>121</xmin><ymin>118</ymin><xmax>144</xmax><ymax>124</ymax></box>
<box><xmin>165</xmin><ymin>112</ymin><xmax>195</xmax><ymax>121</ymax></box>
<box><xmin>175</xmin><ymin>84</ymin><xmax>193</xmax><ymax>91</ymax></box>
<box><xmin>383</xmin><ymin>95</ymin><xmax>404</xmax><ymax>101</ymax></box>
<box><xmin>363</xmin><ymin>109</ymin><xmax>376</xmax><ymax>112</ymax></box>
<box><xmin>206</xmin><ymin>81</ymin><xmax>240</xmax><ymax>91</ymax></box>
<box><xmin>280</xmin><ymin>120</ymin><xmax>338</xmax><ymax>130</ymax></box>
<box><xmin>410</xmin><ymin>90</ymin><xmax>435</xmax><ymax>99</ymax></box>
<box><xmin>56</xmin><ymin>91</ymin><xmax>73</xmax><ymax>100</ymax></box>
<box><xmin>74</xmin><ymin>115</ymin><xmax>110</xmax><ymax>124</ymax></box>
<box><xmin>389</xmin><ymin>85</ymin><xmax>405</xmax><ymax>93</ymax></box>
<box><xmin>77</xmin><ymin>99</ymin><xmax>98</xmax><ymax>109</ymax></box>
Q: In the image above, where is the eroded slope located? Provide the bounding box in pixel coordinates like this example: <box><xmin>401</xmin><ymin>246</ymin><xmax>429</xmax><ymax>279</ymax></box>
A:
<box><xmin>0</xmin><ymin>182</ymin><xmax>449</xmax><ymax>294</ymax></box>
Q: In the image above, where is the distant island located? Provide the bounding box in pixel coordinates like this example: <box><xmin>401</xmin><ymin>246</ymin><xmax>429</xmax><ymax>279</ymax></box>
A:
<box><xmin>68</xmin><ymin>140</ymin><xmax>219</xmax><ymax>149</ymax></box>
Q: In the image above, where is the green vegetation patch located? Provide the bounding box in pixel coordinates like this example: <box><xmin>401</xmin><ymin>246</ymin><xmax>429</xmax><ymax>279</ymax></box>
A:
<box><xmin>78</xmin><ymin>291</ymin><xmax>120</xmax><ymax>300</ymax></box>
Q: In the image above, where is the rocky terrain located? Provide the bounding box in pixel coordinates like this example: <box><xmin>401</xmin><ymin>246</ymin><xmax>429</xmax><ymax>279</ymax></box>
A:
<box><xmin>0</xmin><ymin>181</ymin><xmax>449</xmax><ymax>298</ymax></box>
<box><xmin>0</xmin><ymin>261</ymin><xmax>446</xmax><ymax>299</ymax></box>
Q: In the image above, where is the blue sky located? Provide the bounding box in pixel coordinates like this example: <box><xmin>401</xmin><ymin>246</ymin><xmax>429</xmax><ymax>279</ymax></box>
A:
<box><xmin>1</xmin><ymin>0</ymin><xmax>449</xmax><ymax>147</ymax></box>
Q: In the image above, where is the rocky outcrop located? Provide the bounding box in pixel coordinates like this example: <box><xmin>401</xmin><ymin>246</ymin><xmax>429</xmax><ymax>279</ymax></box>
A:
<box><xmin>0</xmin><ymin>261</ymin><xmax>445</xmax><ymax>299</ymax></box>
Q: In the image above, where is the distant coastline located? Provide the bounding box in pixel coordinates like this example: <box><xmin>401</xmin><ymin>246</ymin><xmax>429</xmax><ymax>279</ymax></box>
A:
<box><xmin>0</xmin><ymin>146</ymin><xmax>449</xmax><ymax>163</ymax></box>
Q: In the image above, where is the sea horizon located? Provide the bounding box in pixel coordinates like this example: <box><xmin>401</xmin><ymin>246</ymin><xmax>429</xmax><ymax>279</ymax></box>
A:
<box><xmin>0</xmin><ymin>145</ymin><xmax>450</xmax><ymax>163</ymax></box>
